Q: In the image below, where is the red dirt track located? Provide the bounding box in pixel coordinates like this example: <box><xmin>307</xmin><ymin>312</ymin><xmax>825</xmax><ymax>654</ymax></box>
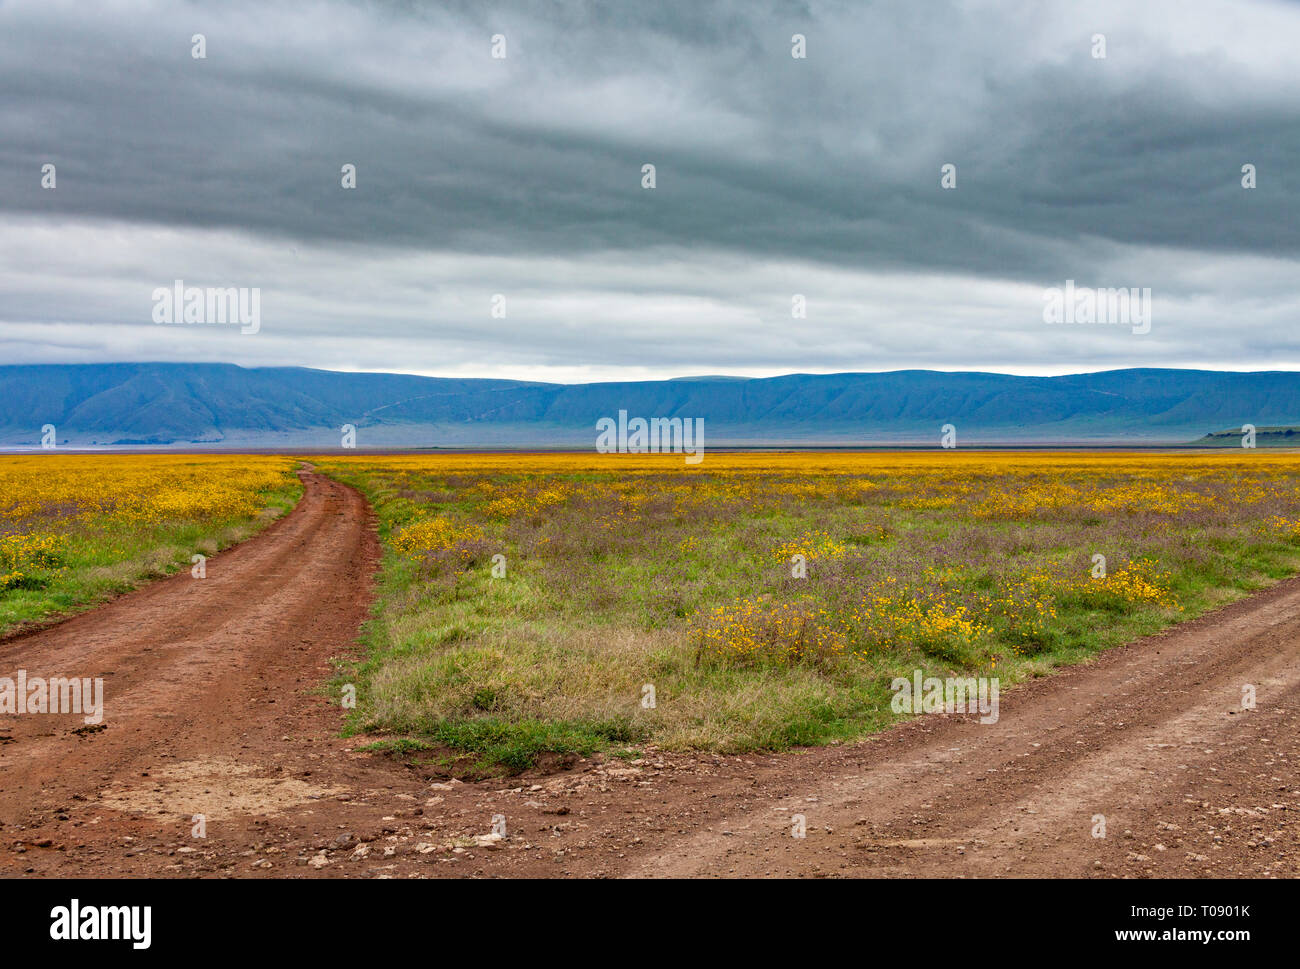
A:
<box><xmin>1</xmin><ymin>471</ymin><xmax>1296</xmax><ymax>878</ymax></box>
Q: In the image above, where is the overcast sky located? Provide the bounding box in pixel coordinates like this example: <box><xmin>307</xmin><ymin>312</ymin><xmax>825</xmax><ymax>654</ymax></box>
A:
<box><xmin>2</xmin><ymin>0</ymin><xmax>1298</xmax><ymax>382</ymax></box>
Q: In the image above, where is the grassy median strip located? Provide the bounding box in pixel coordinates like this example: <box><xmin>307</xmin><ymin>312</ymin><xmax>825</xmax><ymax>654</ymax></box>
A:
<box><xmin>320</xmin><ymin>451</ymin><xmax>1300</xmax><ymax>775</ymax></box>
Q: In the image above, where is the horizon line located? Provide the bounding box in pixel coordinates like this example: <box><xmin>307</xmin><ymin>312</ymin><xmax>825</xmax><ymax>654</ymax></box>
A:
<box><xmin>5</xmin><ymin>360</ymin><xmax>1300</xmax><ymax>387</ymax></box>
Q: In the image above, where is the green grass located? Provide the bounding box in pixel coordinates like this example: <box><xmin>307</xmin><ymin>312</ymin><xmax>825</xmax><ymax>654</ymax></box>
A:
<box><xmin>316</xmin><ymin>456</ymin><xmax>1300</xmax><ymax>776</ymax></box>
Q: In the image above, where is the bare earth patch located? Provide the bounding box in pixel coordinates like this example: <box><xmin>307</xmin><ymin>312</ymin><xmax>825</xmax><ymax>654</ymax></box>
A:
<box><xmin>98</xmin><ymin>758</ymin><xmax>346</xmax><ymax>822</ymax></box>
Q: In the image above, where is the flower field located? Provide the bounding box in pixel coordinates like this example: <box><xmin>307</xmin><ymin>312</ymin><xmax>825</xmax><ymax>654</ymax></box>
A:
<box><xmin>0</xmin><ymin>455</ymin><xmax>300</xmax><ymax>633</ymax></box>
<box><xmin>6</xmin><ymin>449</ymin><xmax>1300</xmax><ymax>773</ymax></box>
<box><xmin>316</xmin><ymin>450</ymin><xmax>1300</xmax><ymax>771</ymax></box>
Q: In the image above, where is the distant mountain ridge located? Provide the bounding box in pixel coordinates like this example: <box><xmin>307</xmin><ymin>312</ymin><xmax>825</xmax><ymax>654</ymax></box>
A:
<box><xmin>1</xmin><ymin>363</ymin><xmax>1298</xmax><ymax>447</ymax></box>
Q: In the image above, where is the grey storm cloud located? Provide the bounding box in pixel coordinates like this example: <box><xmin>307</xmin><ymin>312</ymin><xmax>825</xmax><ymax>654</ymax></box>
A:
<box><xmin>1</xmin><ymin>0</ymin><xmax>1299</xmax><ymax>379</ymax></box>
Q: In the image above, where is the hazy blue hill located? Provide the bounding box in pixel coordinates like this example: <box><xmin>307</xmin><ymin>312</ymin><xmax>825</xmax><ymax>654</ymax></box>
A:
<box><xmin>0</xmin><ymin>364</ymin><xmax>535</xmax><ymax>443</ymax></box>
<box><xmin>2</xmin><ymin>363</ymin><xmax>1299</xmax><ymax>446</ymax></box>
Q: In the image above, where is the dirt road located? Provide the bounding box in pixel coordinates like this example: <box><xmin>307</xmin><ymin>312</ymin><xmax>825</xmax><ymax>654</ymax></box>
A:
<box><xmin>2</xmin><ymin>472</ymin><xmax>1296</xmax><ymax>877</ymax></box>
